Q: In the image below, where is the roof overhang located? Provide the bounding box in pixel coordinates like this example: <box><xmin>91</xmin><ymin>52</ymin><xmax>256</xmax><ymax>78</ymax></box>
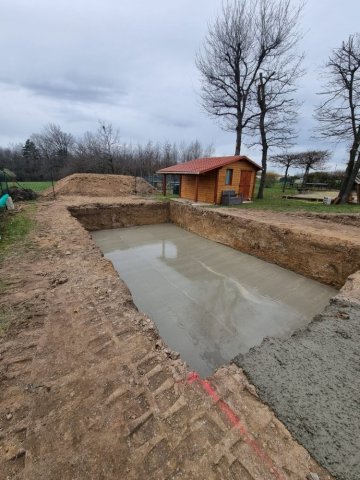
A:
<box><xmin>157</xmin><ymin>156</ymin><xmax>262</xmax><ymax>175</ymax></box>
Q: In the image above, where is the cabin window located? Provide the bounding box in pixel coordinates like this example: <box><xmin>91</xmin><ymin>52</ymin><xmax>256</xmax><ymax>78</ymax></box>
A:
<box><xmin>225</xmin><ymin>169</ymin><xmax>233</xmax><ymax>185</ymax></box>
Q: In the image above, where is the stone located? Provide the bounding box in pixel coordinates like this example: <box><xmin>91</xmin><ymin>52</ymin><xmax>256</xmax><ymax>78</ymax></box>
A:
<box><xmin>6</xmin><ymin>448</ymin><xmax>26</xmax><ymax>461</ymax></box>
<box><xmin>306</xmin><ymin>473</ymin><xmax>320</xmax><ymax>480</ymax></box>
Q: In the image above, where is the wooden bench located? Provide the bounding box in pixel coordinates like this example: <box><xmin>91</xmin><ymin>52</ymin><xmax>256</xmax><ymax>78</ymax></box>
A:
<box><xmin>297</xmin><ymin>183</ymin><xmax>328</xmax><ymax>192</ymax></box>
<box><xmin>221</xmin><ymin>190</ymin><xmax>243</xmax><ymax>206</ymax></box>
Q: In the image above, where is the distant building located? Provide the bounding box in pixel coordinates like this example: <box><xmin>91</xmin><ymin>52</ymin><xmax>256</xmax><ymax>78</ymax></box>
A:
<box><xmin>157</xmin><ymin>155</ymin><xmax>261</xmax><ymax>204</ymax></box>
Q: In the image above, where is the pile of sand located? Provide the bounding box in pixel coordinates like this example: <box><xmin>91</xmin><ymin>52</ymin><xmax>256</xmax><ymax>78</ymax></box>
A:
<box><xmin>42</xmin><ymin>173</ymin><xmax>155</xmax><ymax>197</ymax></box>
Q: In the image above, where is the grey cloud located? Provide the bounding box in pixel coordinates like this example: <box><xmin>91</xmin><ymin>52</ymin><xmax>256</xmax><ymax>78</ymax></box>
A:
<box><xmin>155</xmin><ymin>114</ymin><xmax>195</xmax><ymax>129</ymax></box>
<box><xmin>0</xmin><ymin>76</ymin><xmax>125</xmax><ymax>105</ymax></box>
<box><xmin>25</xmin><ymin>79</ymin><xmax>124</xmax><ymax>104</ymax></box>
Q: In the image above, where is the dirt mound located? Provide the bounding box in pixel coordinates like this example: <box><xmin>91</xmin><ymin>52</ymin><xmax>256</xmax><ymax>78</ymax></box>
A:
<box><xmin>9</xmin><ymin>186</ymin><xmax>38</xmax><ymax>201</ymax></box>
<box><xmin>41</xmin><ymin>173</ymin><xmax>155</xmax><ymax>197</ymax></box>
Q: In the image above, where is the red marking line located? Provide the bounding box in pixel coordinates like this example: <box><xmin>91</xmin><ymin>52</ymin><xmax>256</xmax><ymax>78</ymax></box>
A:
<box><xmin>186</xmin><ymin>371</ymin><xmax>287</xmax><ymax>480</ymax></box>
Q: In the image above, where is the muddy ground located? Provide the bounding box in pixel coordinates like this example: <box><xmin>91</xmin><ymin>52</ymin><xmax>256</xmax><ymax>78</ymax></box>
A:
<box><xmin>2</xmin><ymin>196</ymin><xmax>359</xmax><ymax>479</ymax></box>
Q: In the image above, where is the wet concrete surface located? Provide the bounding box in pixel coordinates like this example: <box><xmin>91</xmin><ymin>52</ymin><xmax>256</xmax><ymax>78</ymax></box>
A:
<box><xmin>235</xmin><ymin>299</ymin><xmax>360</xmax><ymax>480</ymax></box>
<box><xmin>92</xmin><ymin>224</ymin><xmax>336</xmax><ymax>377</ymax></box>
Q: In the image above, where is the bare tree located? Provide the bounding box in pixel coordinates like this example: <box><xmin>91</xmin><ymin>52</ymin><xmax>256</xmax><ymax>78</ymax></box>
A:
<box><xmin>297</xmin><ymin>150</ymin><xmax>330</xmax><ymax>187</ymax></box>
<box><xmin>22</xmin><ymin>139</ymin><xmax>41</xmax><ymax>179</ymax></box>
<box><xmin>74</xmin><ymin>121</ymin><xmax>121</xmax><ymax>174</ymax></box>
<box><xmin>196</xmin><ymin>0</ymin><xmax>302</xmax><ymax>156</ymax></box>
<box><xmin>73</xmin><ymin>131</ymin><xmax>102</xmax><ymax>173</ymax></box>
<box><xmin>177</xmin><ymin>140</ymin><xmax>215</xmax><ymax>163</ymax></box>
<box><xmin>253</xmin><ymin>54</ymin><xmax>303</xmax><ymax>198</ymax></box>
<box><xmin>6</xmin><ymin>123</ymin><xmax>218</xmax><ymax>181</ymax></box>
<box><xmin>315</xmin><ymin>34</ymin><xmax>360</xmax><ymax>203</ymax></box>
<box><xmin>97</xmin><ymin>120</ymin><xmax>120</xmax><ymax>174</ymax></box>
<box><xmin>0</xmin><ymin>145</ymin><xmax>25</xmax><ymax>180</ymax></box>
<box><xmin>162</xmin><ymin>141</ymin><xmax>178</xmax><ymax>167</ymax></box>
<box><xmin>31</xmin><ymin>124</ymin><xmax>74</xmax><ymax>184</ymax></box>
<box><xmin>271</xmin><ymin>151</ymin><xmax>302</xmax><ymax>191</ymax></box>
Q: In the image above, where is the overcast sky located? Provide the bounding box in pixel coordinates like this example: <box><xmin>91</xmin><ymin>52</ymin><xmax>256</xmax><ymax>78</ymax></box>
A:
<box><xmin>1</xmin><ymin>0</ymin><xmax>359</xmax><ymax>169</ymax></box>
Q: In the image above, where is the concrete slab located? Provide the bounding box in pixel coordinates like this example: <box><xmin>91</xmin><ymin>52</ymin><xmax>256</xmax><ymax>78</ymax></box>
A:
<box><xmin>92</xmin><ymin>224</ymin><xmax>336</xmax><ymax>377</ymax></box>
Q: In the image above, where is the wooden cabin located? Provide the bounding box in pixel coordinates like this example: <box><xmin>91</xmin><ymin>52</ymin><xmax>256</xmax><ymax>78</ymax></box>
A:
<box><xmin>157</xmin><ymin>155</ymin><xmax>261</xmax><ymax>204</ymax></box>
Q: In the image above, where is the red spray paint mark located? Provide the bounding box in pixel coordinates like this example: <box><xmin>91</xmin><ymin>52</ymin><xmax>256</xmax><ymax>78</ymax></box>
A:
<box><xmin>186</xmin><ymin>371</ymin><xmax>287</xmax><ymax>480</ymax></box>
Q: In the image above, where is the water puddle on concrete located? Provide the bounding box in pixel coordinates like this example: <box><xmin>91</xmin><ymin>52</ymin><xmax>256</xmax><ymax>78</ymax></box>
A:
<box><xmin>92</xmin><ymin>224</ymin><xmax>336</xmax><ymax>377</ymax></box>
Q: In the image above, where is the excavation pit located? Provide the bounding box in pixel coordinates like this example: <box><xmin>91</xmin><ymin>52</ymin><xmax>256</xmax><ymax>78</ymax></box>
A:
<box><xmin>92</xmin><ymin>223</ymin><xmax>336</xmax><ymax>377</ymax></box>
<box><xmin>64</xmin><ymin>199</ymin><xmax>360</xmax><ymax>480</ymax></box>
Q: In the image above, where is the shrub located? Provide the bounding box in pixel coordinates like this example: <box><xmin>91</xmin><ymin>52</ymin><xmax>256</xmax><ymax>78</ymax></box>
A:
<box><xmin>307</xmin><ymin>171</ymin><xmax>345</xmax><ymax>189</ymax></box>
<box><xmin>265</xmin><ymin>172</ymin><xmax>280</xmax><ymax>188</ymax></box>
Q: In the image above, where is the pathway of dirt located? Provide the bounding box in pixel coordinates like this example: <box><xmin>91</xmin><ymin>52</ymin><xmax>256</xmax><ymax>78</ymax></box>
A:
<box><xmin>0</xmin><ymin>198</ymin><xmax>346</xmax><ymax>479</ymax></box>
<box><xmin>214</xmin><ymin>206</ymin><xmax>360</xmax><ymax>242</ymax></box>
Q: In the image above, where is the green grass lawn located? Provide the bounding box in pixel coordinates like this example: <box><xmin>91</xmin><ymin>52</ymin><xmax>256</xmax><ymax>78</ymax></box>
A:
<box><xmin>224</xmin><ymin>183</ymin><xmax>360</xmax><ymax>213</ymax></box>
<box><xmin>0</xmin><ymin>203</ymin><xmax>36</xmax><ymax>259</ymax></box>
<box><xmin>15</xmin><ymin>181</ymin><xmax>53</xmax><ymax>192</ymax></box>
<box><xmin>161</xmin><ymin>182</ymin><xmax>360</xmax><ymax>213</ymax></box>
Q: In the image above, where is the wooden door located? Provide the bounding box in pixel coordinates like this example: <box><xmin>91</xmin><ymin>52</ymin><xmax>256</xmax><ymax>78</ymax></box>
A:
<box><xmin>239</xmin><ymin>170</ymin><xmax>253</xmax><ymax>200</ymax></box>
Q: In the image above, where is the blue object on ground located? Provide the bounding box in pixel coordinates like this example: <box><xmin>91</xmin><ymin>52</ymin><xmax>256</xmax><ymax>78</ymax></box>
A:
<box><xmin>0</xmin><ymin>194</ymin><xmax>9</xmax><ymax>208</ymax></box>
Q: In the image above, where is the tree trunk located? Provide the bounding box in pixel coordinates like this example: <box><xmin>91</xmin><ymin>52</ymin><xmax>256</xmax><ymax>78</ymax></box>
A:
<box><xmin>282</xmin><ymin>164</ymin><xmax>290</xmax><ymax>192</ymax></box>
<box><xmin>257</xmin><ymin>73</ymin><xmax>268</xmax><ymax>200</ymax></box>
<box><xmin>301</xmin><ymin>165</ymin><xmax>310</xmax><ymax>189</ymax></box>
<box><xmin>337</xmin><ymin>128</ymin><xmax>360</xmax><ymax>203</ymax></box>
<box><xmin>108</xmin><ymin>155</ymin><xmax>115</xmax><ymax>174</ymax></box>
<box><xmin>340</xmin><ymin>150</ymin><xmax>360</xmax><ymax>203</ymax></box>
<box><xmin>234</xmin><ymin>125</ymin><xmax>241</xmax><ymax>155</ymax></box>
<box><xmin>337</xmin><ymin>158</ymin><xmax>355</xmax><ymax>203</ymax></box>
<box><xmin>257</xmin><ymin>129</ymin><xmax>267</xmax><ymax>199</ymax></box>
<box><xmin>257</xmin><ymin>161</ymin><xmax>267</xmax><ymax>199</ymax></box>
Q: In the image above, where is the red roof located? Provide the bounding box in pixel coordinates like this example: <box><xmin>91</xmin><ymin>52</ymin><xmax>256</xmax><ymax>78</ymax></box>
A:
<box><xmin>157</xmin><ymin>155</ymin><xmax>261</xmax><ymax>175</ymax></box>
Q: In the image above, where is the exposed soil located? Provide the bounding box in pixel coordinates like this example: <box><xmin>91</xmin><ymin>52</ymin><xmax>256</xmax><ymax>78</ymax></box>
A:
<box><xmin>68</xmin><ymin>200</ymin><xmax>169</xmax><ymax>231</ymax></box>
<box><xmin>41</xmin><ymin>173</ymin><xmax>155</xmax><ymax>197</ymax></box>
<box><xmin>170</xmin><ymin>202</ymin><xmax>360</xmax><ymax>287</ymax></box>
<box><xmin>2</xmin><ymin>197</ymin><xmax>359</xmax><ymax>479</ymax></box>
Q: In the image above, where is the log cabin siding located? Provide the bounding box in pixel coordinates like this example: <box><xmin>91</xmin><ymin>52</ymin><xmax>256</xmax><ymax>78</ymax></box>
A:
<box><xmin>198</xmin><ymin>171</ymin><xmax>217</xmax><ymax>203</ymax></box>
<box><xmin>181</xmin><ymin>172</ymin><xmax>217</xmax><ymax>203</ymax></box>
<box><xmin>181</xmin><ymin>175</ymin><xmax>197</xmax><ymax>201</ymax></box>
<box><xmin>216</xmin><ymin>161</ymin><xmax>256</xmax><ymax>203</ymax></box>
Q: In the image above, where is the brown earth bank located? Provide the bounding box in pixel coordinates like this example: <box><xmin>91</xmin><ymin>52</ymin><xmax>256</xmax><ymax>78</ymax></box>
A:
<box><xmin>0</xmin><ymin>198</ymin><xmax>340</xmax><ymax>480</ymax></box>
<box><xmin>170</xmin><ymin>202</ymin><xmax>360</xmax><ymax>288</ymax></box>
<box><xmin>68</xmin><ymin>200</ymin><xmax>169</xmax><ymax>231</ymax></box>
<box><xmin>41</xmin><ymin>173</ymin><xmax>155</xmax><ymax>197</ymax></box>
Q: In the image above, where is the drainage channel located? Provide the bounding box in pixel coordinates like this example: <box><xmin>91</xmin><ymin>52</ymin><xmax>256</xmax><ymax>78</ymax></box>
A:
<box><xmin>92</xmin><ymin>223</ymin><xmax>336</xmax><ymax>377</ymax></box>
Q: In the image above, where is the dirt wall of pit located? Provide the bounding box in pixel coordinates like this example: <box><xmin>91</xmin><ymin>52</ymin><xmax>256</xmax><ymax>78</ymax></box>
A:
<box><xmin>169</xmin><ymin>202</ymin><xmax>360</xmax><ymax>288</ymax></box>
<box><xmin>68</xmin><ymin>201</ymin><xmax>170</xmax><ymax>231</ymax></box>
